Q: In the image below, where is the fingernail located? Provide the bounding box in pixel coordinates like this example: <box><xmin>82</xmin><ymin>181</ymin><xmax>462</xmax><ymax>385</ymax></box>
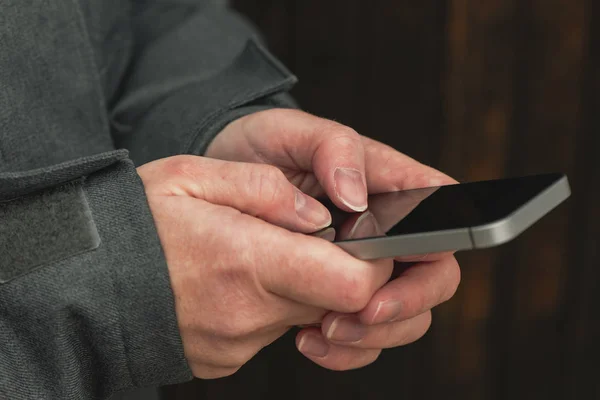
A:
<box><xmin>348</xmin><ymin>211</ymin><xmax>380</xmax><ymax>239</ymax></box>
<box><xmin>326</xmin><ymin>316</ymin><xmax>366</xmax><ymax>343</ymax></box>
<box><xmin>334</xmin><ymin>168</ymin><xmax>367</xmax><ymax>212</ymax></box>
<box><xmin>314</xmin><ymin>227</ymin><xmax>337</xmax><ymax>242</ymax></box>
<box><xmin>295</xmin><ymin>189</ymin><xmax>332</xmax><ymax>229</ymax></box>
<box><xmin>372</xmin><ymin>300</ymin><xmax>403</xmax><ymax>324</ymax></box>
<box><xmin>298</xmin><ymin>333</ymin><xmax>329</xmax><ymax>358</ymax></box>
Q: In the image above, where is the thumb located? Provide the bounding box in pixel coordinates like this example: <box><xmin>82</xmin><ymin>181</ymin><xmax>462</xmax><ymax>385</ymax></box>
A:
<box><xmin>139</xmin><ymin>155</ymin><xmax>332</xmax><ymax>233</ymax></box>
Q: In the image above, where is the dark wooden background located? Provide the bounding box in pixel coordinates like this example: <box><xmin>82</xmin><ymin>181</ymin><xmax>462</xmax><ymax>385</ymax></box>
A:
<box><xmin>163</xmin><ymin>1</ymin><xmax>600</xmax><ymax>399</ymax></box>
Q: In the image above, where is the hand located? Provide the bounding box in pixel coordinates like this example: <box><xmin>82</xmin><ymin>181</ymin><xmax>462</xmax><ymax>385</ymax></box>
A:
<box><xmin>308</xmin><ymin>209</ymin><xmax>459</xmax><ymax>365</ymax></box>
<box><xmin>206</xmin><ymin>108</ymin><xmax>455</xmax><ymax>211</ymax></box>
<box><xmin>205</xmin><ymin>109</ymin><xmax>461</xmax><ymax>369</ymax></box>
<box><xmin>137</xmin><ymin>155</ymin><xmax>394</xmax><ymax>377</ymax></box>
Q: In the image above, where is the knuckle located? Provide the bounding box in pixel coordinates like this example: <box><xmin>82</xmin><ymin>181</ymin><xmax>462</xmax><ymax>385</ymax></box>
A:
<box><xmin>163</xmin><ymin>155</ymin><xmax>199</xmax><ymax>179</ymax></box>
<box><xmin>248</xmin><ymin>165</ymin><xmax>286</xmax><ymax>207</ymax></box>
<box><xmin>329</xmin><ymin>124</ymin><xmax>360</xmax><ymax>140</ymax></box>
<box><xmin>328</xmin><ymin>128</ymin><xmax>362</xmax><ymax>149</ymax></box>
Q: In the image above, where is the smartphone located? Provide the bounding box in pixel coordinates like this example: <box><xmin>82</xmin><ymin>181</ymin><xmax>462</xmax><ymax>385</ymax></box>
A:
<box><xmin>316</xmin><ymin>173</ymin><xmax>571</xmax><ymax>260</ymax></box>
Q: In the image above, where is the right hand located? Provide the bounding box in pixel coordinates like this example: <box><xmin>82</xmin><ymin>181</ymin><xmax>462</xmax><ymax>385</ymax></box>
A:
<box><xmin>137</xmin><ymin>155</ymin><xmax>394</xmax><ymax>378</ymax></box>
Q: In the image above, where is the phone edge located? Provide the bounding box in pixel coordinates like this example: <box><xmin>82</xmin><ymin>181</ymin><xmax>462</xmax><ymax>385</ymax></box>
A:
<box><xmin>335</xmin><ymin>228</ymin><xmax>474</xmax><ymax>260</ymax></box>
<box><xmin>469</xmin><ymin>174</ymin><xmax>571</xmax><ymax>249</ymax></box>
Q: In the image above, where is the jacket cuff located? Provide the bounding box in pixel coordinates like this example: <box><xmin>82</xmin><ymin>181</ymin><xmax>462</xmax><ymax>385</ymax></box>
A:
<box><xmin>119</xmin><ymin>39</ymin><xmax>298</xmax><ymax>166</ymax></box>
<box><xmin>0</xmin><ymin>152</ymin><xmax>192</xmax><ymax>399</ymax></box>
<box><xmin>85</xmin><ymin>157</ymin><xmax>193</xmax><ymax>389</ymax></box>
<box><xmin>192</xmin><ymin>92</ymin><xmax>299</xmax><ymax>156</ymax></box>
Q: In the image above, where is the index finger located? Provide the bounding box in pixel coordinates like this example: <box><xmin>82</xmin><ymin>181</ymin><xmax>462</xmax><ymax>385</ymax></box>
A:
<box><xmin>357</xmin><ymin>255</ymin><xmax>461</xmax><ymax>325</ymax></box>
<box><xmin>361</xmin><ymin>136</ymin><xmax>457</xmax><ymax>194</ymax></box>
<box><xmin>251</xmin><ymin>219</ymin><xmax>393</xmax><ymax>314</ymax></box>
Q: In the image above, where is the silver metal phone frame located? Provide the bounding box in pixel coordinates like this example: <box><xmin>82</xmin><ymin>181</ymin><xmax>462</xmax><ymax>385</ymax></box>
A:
<box><xmin>336</xmin><ymin>175</ymin><xmax>571</xmax><ymax>260</ymax></box>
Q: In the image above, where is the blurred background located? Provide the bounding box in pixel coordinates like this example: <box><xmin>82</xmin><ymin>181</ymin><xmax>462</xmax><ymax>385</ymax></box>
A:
<box><xmin>163</xmin><ymin>1</ymin><xmax>600</xmax><ymax>398</ymax></box>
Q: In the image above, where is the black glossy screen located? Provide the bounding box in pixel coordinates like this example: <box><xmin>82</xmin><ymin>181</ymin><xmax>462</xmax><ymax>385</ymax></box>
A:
<box><xmin>318</xmin><ymin>173</ymin><xmax>564</xmax><ymax>241</ymax></box>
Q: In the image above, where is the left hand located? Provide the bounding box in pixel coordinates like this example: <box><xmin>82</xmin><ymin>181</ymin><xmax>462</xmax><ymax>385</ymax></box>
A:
<box><xmin>205</xmin><ymin>108</ymin><xmax>461</xmax><ymax>371</ymax></box>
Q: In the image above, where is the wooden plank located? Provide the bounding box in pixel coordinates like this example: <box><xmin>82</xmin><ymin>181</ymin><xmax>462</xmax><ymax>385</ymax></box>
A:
<box><xmin>561</xmin><ymin>0</ymin><xmax>600</xmax><ymax>397</ymax></box>
<box><xmin>288</xmin><ymin>1</ymin><xmax>364</xmax><ymax>126</ymax></box>
<box><xmin>439</xmin><ymin>1</ymin><xmax>520</xmax><ymax>398</ymax></box>
<box><xmin>288</xmin><ymin>1</ymin><xmax>446</xmax><ymax>166</ymax></box>
<box><xmin>487</xmin><ymin>0</ymin><xmax>588</xmax><ymax>399</ymax></box>
<box><xmin>353</xmin><ymin>1</ymin><xmax>447</xmax><ymax>167</ymax></box>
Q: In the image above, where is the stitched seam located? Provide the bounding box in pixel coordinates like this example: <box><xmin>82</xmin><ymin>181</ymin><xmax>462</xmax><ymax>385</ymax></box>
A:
<box><xmin>0</xmin><ymin>150</ymin><xmax>128</xmax><ymax>179</ymax></box>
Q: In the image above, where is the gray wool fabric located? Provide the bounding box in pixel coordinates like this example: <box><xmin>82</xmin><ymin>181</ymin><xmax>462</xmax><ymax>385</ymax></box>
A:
<box><xmin>0</xmin><ymin>180</ymin><xmax>100</xmax><ymax>283</ymax></box>
<box><xmin>0</xmin><ymin>1</ymin><xmax>297</xmax><ymax>399</ymax></box>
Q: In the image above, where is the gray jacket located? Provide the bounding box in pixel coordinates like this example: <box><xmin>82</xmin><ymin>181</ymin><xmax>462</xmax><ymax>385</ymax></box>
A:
<box><xmin>0</xmin><ymin>1</ymin><xmax>297</xmax><ymax>399</ymax></box>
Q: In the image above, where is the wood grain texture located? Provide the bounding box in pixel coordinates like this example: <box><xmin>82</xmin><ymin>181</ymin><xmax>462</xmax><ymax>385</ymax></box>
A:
<box><xmin>561</xmin><ymin>0</ymin><xmax>600</xmax><ymax>397</ymax></box>
<box><xmin>161</xmin><ymin>1</ymin><xmax>598</xmax><ymax>399</ymax></box>
<box><xmin>484</xmin><ymin>0</ymin><xmax>587</xmax><ymax>396</ymax></box>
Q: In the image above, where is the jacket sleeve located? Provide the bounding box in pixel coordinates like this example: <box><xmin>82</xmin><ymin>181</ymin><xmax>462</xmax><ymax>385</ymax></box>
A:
<box><xmin>0</xmin><ymin>2</ymin><xmax>200</xmax><ymax>399</ymax></box>
<box><xmin>0</xmin><ymin>150</ymin><xmax>194</xmax><ymax>400</ymax></box>
<box><xmin>110</xmin><ymin>0</ymin><xmax>299</xmax><ymax>166</ymax></box>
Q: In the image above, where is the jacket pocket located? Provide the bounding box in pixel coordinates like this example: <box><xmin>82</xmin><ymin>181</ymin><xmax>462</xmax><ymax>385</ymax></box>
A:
<box><xmin>0</xmin><ymin>150</ymin><xmax>132</xmax><ymax>283</ymax></box>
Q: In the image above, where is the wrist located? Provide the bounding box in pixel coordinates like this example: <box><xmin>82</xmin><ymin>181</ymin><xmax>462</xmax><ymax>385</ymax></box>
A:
<box><xmin>193</xmin><ymin>105</ymin><xmax>278</xmax><ymax>158</ymax></box>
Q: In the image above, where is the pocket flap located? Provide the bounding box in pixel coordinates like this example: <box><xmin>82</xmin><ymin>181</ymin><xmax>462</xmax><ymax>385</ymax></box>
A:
<box><xmin>0</xmin><ymin>149</ymin><xmax>129</xmax><ymax>200</ymax></box>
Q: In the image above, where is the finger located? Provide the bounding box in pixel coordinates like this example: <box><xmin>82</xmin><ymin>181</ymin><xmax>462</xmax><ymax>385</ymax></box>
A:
<box><xmin>242</xmin><ymin>109</ymin><xmax>368</xmax><ymax>212</ymax></box>
<box><xmin>357</xmin><ymin>256</ymin><xmax>461</xmax><ymax>325</ymax></box>
<box><xmin>253</xmin><ymin>224</ymin><xmax>393</xmax><ymax>313</ymax></box>
<box><xmin>176</xmin><ymin>195</ymin><xmax>392</xmax><ymax>316</ymax></box>
<box><xmin>336</xmin><ymin>210</ymin><xmax>386</xmax><ymax>240</ymax></box>
<box><xmin>321</xmin><ymin>311</ymin><xmax>432</xmax><ymax>349</ymax></box>
<box><xmin>314</xmin><ymin>131</ymin><xmax>368</xmax><ymax>213</ymax></box>
<box><xmin>150</xmin><ymin>157</ymin><xmax>391</xmax><ymax>314</ymax></box>
<box><xmin>296</xmin><ymin>328</ymin><xmax>381</xmax><ymax>371</ymax></box>
<box><xmin>146</xmin><ymin>155</ymin><xmax>332</xmax><ymax>233</ymax></box>
<box><xmin>361</xmin><ymin>135</ymin><xmax>458</xmax><ymax>194</ymax></box>
<box><xmin>312</xmin><ymin>227</ymin><xmax>337</xmax><ymax>242</ymax></box>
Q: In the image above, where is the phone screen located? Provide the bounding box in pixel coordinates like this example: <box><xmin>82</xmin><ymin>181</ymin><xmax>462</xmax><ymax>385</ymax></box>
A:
<box><xmin>318</xmin><ymin>173</ymin><xmax>565</xmax><ymax>242</ymax></box>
